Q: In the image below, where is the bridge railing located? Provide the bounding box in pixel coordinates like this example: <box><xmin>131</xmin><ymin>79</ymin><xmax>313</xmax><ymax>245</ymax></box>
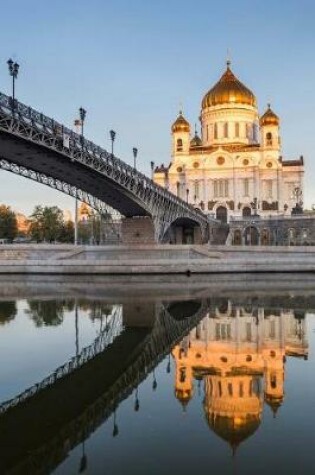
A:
<box><xmin>0</xmin><ymin>305</ymin><xmax>123</xmax><ymax>415</ymax></box>
<box><xmin>0</xmin><ymin>92</ymin><xmax>206</xmax><ymax>222</ymax></box>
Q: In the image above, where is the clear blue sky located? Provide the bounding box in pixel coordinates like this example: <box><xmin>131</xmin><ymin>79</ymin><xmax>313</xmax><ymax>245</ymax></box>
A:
<box><xmin>1</xmin><ymin>0</ymin><xmax>315</xmax><ymax>215</ymax></box>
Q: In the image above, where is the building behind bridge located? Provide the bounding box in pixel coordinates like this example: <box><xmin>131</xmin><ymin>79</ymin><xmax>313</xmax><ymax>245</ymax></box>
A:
<box><xmin>153</xmin><ymin>61</ymin><xmax>314</xmax><ymax>245</ymax></box>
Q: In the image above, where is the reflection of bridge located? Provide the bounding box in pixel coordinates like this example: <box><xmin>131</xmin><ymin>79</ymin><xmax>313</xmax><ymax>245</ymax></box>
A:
<box><xmin>0</xmin><ymin>92</ymin><xmax>209</xmax><ymax>242</ymax></box>
<box><xmin>0</xmin><ymin>298</ymin><xmax>208</xmax><ymax>474</ymax></box>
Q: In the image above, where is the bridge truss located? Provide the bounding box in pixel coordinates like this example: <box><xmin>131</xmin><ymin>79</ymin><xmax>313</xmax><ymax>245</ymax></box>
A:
<box><xmin>0</xmin><ymin>93</ymin><xmax>209</xmax><ymax>242</ymax></box>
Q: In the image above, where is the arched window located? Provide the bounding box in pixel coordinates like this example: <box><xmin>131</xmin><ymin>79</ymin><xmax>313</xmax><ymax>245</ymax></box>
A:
<box><xmin>206</xmin><ymin>125</ymin><xmax>209</xmax><ymax>141</ymax></box>
<box><xmin>235</xmin><ymin>122</ymin><xmax>240</xmax><ymax>138</ymax></box>
<box><xmin>176</xmin><ymin>138</ymin><xmax>183</xmax><ymax>151</ymax></box>
<box><xmin>246</xmin><ymin>123</ymin><xmax>252</xmax><ymax>140</ymax></box>
<box><xmin>214</xmin><ymin>123</ymin><xmax>218</xmax><ymax>139</ymax></box>
<box><xmin>224</xmin><ymin>122</ymin><xmax>228</xmax><ymax>138</ymax></box>
<box><xmin>266</xmin><ymin>132</ymin><xmax>273</xmax><ymax>146</ymax></box>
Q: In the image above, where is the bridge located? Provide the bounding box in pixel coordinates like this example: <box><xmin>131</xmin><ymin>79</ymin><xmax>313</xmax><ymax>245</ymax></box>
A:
<box><xmin>0</xmin><ymin>297</ymin><xmax>208</xmax><ymax>474</ymax></box>
<box><xmin>0</xmin><ymin>92</ymin><xmax>210</xmax><ymax>243</ymax></box>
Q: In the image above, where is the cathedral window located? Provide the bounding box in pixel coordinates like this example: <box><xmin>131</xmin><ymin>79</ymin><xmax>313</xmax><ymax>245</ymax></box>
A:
<box><xmin>235</xmin><ymin>122</ymin><xmax>240</xmax><ymax>138</ymax></box>
<box><xmin>214</xmin><ymin>123</ymin><xmax>218</xmax><ymax>139</ymax></box>
<box><xmin>214</xmin><ymin>179</ymin><xmax>229</xmax><ymax>198</ymax></box>
<box><xmin>180</xmin><ymin>367</ymin><xmax>186</xmax><ymax>383</ymax></box>
<box><xmin>176</xmin><ymin>138</ymin><xmax>183</xmax><ymax>151</ymax></box>
<box><xmin>246</xmin><ymin>123</ymin><xmax>252</xmax><ymax>140</ymax></box>
<box><xmin>228</xmin><ymin>383</ymin><xmax>233</xmax><ymax>396</ymax></box>
<box><xmin>213</xmin><ymin>181</ymin><xmax>218</xmax><ymax>198</ymax></box>
<box><xmin>270</xmin><ymin>374</ymin><xmax>277</xmax><ymax>389</ymax></box>
<box><xmin>270</xmin><ymin>320</ymin><xmax>276</xmax><ymax>339</ymax></box>
<box><xmin>243</xmin><ymin>178</ymin><xmax>249</xmax><ymax>197</ymax></box>
<box><xmin>266</xmin><ymin>132</ymin><xmax>273</xmax><ymax>146</ymax></box>
<box><xmin>194</xmin><ymin>181</ymin><xmax>200</xmax><ymax>200</ymax></box>
<box><xmin>266</xmin><ymin>180</ymin><xmax>273</xmax><ymax>199</ymax></box>
<box><xmin>206</xmin><ymin>125</ymin><xmax>209</xmax><ymax>141</ymax></box>
<box><xmin>224</xmin><ymin>122</ymin><xmax>228</xmax><ymax>138</ymax></box>
<box><xmin>246</xmin><ymin>322</ymin><xmax>252</xmax><ymax>342</ymax></box>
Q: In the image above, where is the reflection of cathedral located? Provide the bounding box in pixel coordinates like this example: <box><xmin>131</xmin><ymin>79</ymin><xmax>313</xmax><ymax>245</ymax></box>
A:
<box><xmin>172</xmin><ymin>302</ymin><xmax>307</xmax><ymax>451</ymax></box>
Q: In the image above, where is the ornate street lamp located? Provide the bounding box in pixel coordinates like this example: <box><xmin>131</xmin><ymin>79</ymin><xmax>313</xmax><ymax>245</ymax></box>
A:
<box><xmin>133</xmin><ymin>147</ymin><xmax>138</xmax><ymax>169</ymax></box>
<box><xmin>79</xmin><ymin>107</ymin><xmax>86</xmax><ymax>146</ymax></box>
<box><xmin>7</xmin><ymin>58</ymin><xmax>19</xmax><ymax>114</ymax></box>
<box><xmin>186</xmin><ymin>188</ymin><xmax>189</xmax><ymax>203</ymax></box>
<box><xmin>109</xmin><ymin>129</ymin><xmax>116</xmax><ymax>156</ymax></box>
<box><xmin>150</xmin><ymin>161</ymin><xmax>155</xmax><ymax>178</ymax></box>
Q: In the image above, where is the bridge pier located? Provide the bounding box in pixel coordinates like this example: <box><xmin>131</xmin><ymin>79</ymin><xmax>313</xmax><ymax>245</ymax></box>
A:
<box><xmin>121</xmin><ymin>217</ymin><xmax>156</xmax><ymax>244</ymax></box>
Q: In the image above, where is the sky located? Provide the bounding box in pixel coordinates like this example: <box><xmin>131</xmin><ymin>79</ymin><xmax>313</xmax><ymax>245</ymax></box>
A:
<box><xmin>1</xmin><ymin>0</ymin><xmax>315</xmax><ymax>216</ymax></box>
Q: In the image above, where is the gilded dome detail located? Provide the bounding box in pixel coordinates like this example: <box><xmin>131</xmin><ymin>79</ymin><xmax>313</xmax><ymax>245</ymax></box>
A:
<box><xmin>172</xmin><ymin>111</ymin><xmax>190</xmax><ymax>133</ymax></box>
<box><xmin>202</xmin><ymin>64</ymin><xmax>257</xmax><ymax>109</ymax></box>
<box><xmin>260</xmin><ymin>104</ymin><xmax>279</xmax><ymax>127</ymax></box>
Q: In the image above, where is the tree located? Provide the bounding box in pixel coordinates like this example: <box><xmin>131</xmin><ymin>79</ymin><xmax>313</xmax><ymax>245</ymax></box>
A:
<box><xmin>27</xmin><ymin>300</ymin><xmax>66</xmax><ymax>326</ymax></box>
<box><xmin>0</xmin><ymin>205</ymin><xmax>18</xmax><ymax>242</ymax></box>
<box><xmin>0</xmin><ymin>301</ymin><xmax>17</xmax><ymax>325</ymax></box>
<box><xmin>29</xmin><ymin>205</ymin><xmax>64</xmax><ymax>243</ymax></box>
<box><xmin>59</xmin><ymin>220</ymin><xmax>75</xmax><ymax>243</ymax></box>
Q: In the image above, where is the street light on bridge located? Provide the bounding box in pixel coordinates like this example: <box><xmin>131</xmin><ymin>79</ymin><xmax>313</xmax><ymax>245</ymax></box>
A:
<box><xmin>79</xmin><ymin>107</ymin><xmax>86</xmax><ymax>145</ymax></box>
<box><xmin>109</xmin><ymin>129</ymin><xmax>116</xmax><ymax>156</ymax></box>
<box><xmin>133</xmin><ymin>147</ymin><xmax>138</xmax><ymax>169</ymax></box>
<box><xmin>7</xmin><ymin>58</ymin><xmax>19</xmax><ymax>115</ymax></box>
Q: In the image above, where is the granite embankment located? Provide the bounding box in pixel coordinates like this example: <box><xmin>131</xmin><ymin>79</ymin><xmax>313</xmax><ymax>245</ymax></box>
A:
<box><xmin>0</xmin><ymin>244</ymin><xmax>315</xmax><ymax>274</ymax></box>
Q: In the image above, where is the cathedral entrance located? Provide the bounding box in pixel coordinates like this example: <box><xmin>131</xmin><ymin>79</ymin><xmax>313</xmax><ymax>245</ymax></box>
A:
<box><xmin>216</xmin><ymin>206</ymin><xmax>228</xmax><ymax>224</ymax></box>
<box><xmin>244</xmin><ymin>226</ymin><xmax>259</xmax><ymax>245</ymax></box>
<box><xmin>242</xmin><ymin>207</ymin><xmax>251</xmax><ymax>218</ymax></box>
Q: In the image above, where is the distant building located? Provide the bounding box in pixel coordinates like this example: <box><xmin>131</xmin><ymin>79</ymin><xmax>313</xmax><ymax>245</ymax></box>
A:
<box><xmin>154</xmin><ymin>61</ymin><xmax>304</xmax><ymax>223</ymax></box>
<box><xmin>15</xmin><ymin>212</ymin><xmax>29</xmax><ymax>234</ymax></box>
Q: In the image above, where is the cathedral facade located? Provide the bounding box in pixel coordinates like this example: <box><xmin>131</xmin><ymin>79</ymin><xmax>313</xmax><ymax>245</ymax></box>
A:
<box><xmin>153</xmin><ymin>62</ymin><xmax>304</xmax><ymax>223</ymax></box>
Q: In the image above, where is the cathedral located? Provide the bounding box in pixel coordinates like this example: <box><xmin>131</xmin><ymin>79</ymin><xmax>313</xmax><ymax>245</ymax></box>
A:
<box><xmin>153</xmin><ymin>61</ymin><xmax>304</xmax><ymax>223</ymax></box>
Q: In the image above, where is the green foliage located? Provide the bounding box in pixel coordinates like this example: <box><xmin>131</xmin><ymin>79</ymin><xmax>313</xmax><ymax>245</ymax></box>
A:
<box><xmin>0</xmin><ymin>205</ymin><xmax>18</xmax><ymax>242</ymax></box>
<box><xmin>0</xmin><ymin>301</ymin><xmax>17</xmax><ymax>325</ymax></box>
<box><xmin>27</xmin><ymin>300</ymin><xmax>66</xmax><ymax>326</ymax></box>
<box><xmin>59</xmin><ymin>220</ymin><xmax>75</xmax><ymax>243</ymax></box>
<box><xmin>28</xmin><ymin>205</ymin><xmax>74</xmax><ymax>243</ymax></box>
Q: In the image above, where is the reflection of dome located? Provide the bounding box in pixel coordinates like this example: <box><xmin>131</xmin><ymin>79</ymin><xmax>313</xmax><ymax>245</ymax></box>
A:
<box><xmin>175</xmin><ymin>389</ymin><xmax>192</xmax><ymax>410</ymax></box>
<box><xmin>265</xmin><ymin>394</ymin><xmax>283</xmax><ymax>417</ymax></box>
<box><xmin>201</xmin><ymin>62</ymin><xmax>257</xmax><ymax>109</ymax></box>
<box><xmin>260</xmin><ymin>104</ymin><xmax>279</xmax><ymax>127</ymax></box>
<box><xmin>172</xmin><ymin>112</ymin><xmax>190</xmax><ymax>133</ymax></box>
<box><xmin>206</xmin><ymin>413</ymin><xmax>261</xmax><ymax>449</ymax></box>
<box><xmin>203</xmin><ymin>374</ymin><xmax>262</xmax><ymax>450</ymax></box>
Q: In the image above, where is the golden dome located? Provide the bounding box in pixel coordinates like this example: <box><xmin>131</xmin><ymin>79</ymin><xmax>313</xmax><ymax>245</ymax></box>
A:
<box><xmin>206</xmin><ymin>413</ymin><xmax>261</xmax><ymax>449</ymax></box>
<box><xmin>260</xmin><ymin>104</ymin><xmax>279</xmax><ymax>127</ymax></box>
<box><xmin>201</xmin><ymin>62</ymin><xmax>257</xmax><ymax>109</ymax></box>
<box><xmin>172</xmin><ymin>111</ymin><xmax>190</xmax><ymax>133</ymax></box>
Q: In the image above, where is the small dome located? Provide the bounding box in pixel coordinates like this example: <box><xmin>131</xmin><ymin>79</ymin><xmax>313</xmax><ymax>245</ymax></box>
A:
<box><xmin>260</xmin><ymin>104</ymin><xmax>279</xmax><ymax>127</ymax></box>
<box><xmin>172</xmin><ymin>111</ymin><xmax>190</xmax><ymax>133</ymax></box>
<box><xmin>202</xmin><ymin>62</ymin><xmax>257</xmax><ymax>109</ymax></box>
<box><xmin>190</xmin><ymin>132</ymin><xmax>202</xmax><ymax>147</ymax></box>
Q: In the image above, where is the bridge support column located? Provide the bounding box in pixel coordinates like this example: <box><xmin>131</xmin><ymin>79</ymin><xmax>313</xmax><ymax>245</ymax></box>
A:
<box><xmin>121</xmin><ymin>217</ymin><xmax>156</xmax><ymax>244</ymax></box>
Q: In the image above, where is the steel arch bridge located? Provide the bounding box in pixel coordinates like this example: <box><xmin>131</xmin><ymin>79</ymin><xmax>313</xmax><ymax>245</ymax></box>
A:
<box><xmin>0</xmin><ymin>93</ymin><xmax>210</xmax><ymax>242</ymax></box>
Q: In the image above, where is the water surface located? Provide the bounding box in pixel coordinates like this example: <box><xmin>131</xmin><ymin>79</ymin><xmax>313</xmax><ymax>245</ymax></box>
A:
<box><xmin>0</xmin><ymin>275</ymin><xmax>315</xmax><ymax>475</ymax></box>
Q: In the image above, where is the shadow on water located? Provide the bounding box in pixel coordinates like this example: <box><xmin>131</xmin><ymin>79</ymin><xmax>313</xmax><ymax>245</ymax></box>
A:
<box><xmin>0</xmin><ymin>274</ymin><xmax>314</xmax><ymax>474</ymax></box>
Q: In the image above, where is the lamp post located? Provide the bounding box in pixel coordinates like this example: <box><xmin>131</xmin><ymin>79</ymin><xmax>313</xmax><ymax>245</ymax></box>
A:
<box><xmin>7</xmin><ymin>58</ymin><xmax>19</xmax><ymax>115</ymax></box>
<box><xmin>109</xmin><ymin>129</ymin><xmax>116</xmax><ymax>156</ymax></box>
<box><xmin>150</xmin><ymin>161</ymin><xmax>155</xmax><ymax>179</ymax></box>
<box><xmin>133</xmin><ymin>147</ymin><xmax>138</xmax><ymax>169</ymax></box>
<box><xmin>79</xmin><ymin>107</ymin><xmax>86</xmax><ymax>146</ymax></box>
<box><xmin>186</xmin><ymin>188</ymin><xmax>189</xmax><ymax>203</ymax></box>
